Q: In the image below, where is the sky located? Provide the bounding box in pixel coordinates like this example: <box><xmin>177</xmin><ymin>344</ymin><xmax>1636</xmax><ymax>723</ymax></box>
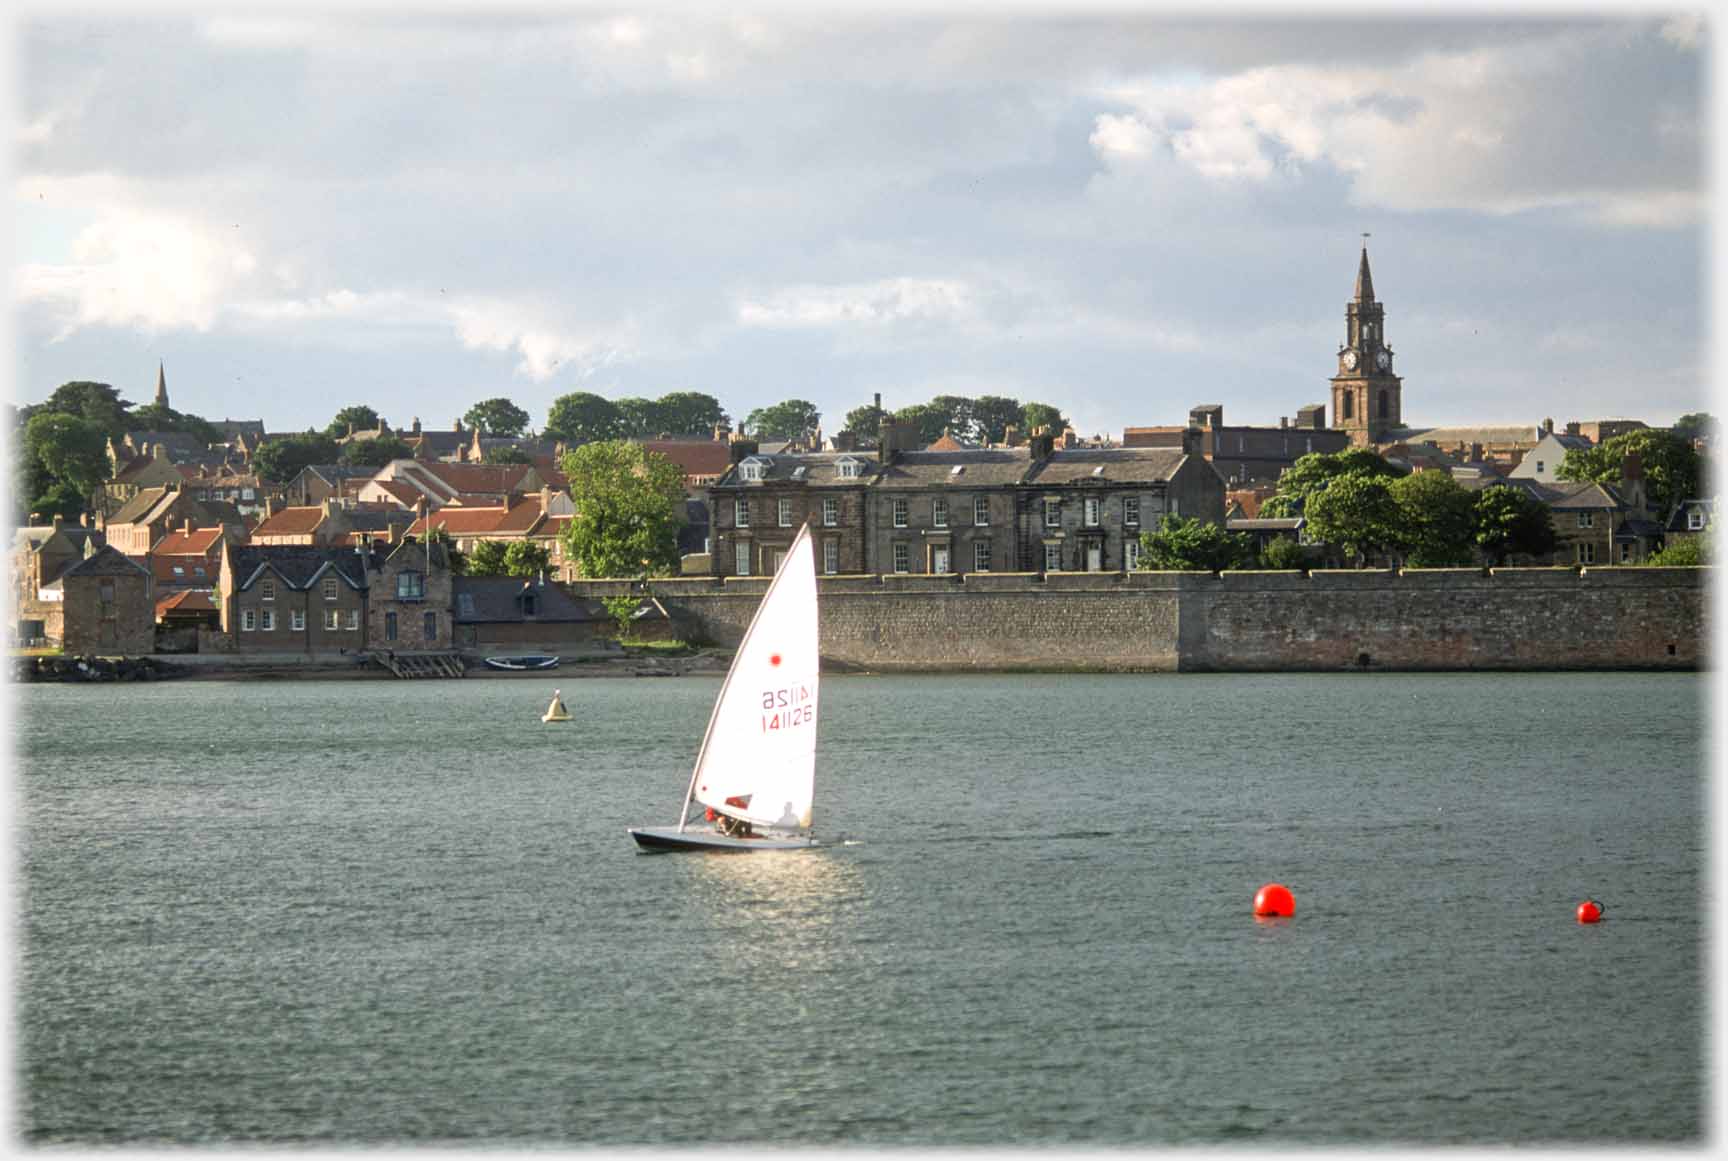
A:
<box><xmin>9</xmin><ymin>5</ymin><xmax>1712</xmax><ymax>442</ymax></box>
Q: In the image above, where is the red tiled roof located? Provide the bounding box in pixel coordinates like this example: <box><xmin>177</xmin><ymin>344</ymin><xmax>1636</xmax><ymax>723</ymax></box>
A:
<box><xmin>156</xmin><ymin>589</ymin><xmax>217</xmax><ymax>616</ymax></box>
<box><xmin>641</xmin><ymin>439</ymin><xmax>731</xmax><ymax>480</ymax></box>
<box><xmin>367</xmin><ymin>480</ymin><xmax>424</xmax><ymax>508</ymax></box>
<box><xmin>493</xmin><ymin>498</ymin><xmax>549</xmax><ymax>534</ymax></box>
<box><xmin>153</xmin><ymin>526</ymin><xmax>225</xmax><ymax>556</ymax></box>
<box><xmin>250</xmin><ymin>507</ymin><xmax>327</xmax><ymax>537</ymax></box>
<box><xmin>151</xmin><ymin>556</ymin><xmax>217</xmax><ymax>584</ymax></box>
<box><xmin>407</xmin><ymin>506</ymin><xmax>510</xmax><ymax>536</ymax></box>
<box><xmin>538</xmin><ymin>515</ymin><xmax>572</xmax><ymax>538</ymax></box>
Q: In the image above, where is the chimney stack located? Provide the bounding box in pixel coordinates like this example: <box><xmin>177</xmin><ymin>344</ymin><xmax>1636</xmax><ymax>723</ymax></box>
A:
<box><xmin>412</xmin><ymin>417</ymin><xmax>422</xmax><ymax>434</ymax></box>
<box><xmin>1565</xmin><ymin>421</ymin><xmax>1582</xmax><ymax>437</ymax></box>
<box><xmin>1622</xmin><ymin>452</ymin><xmax>1643</xmax><ymax>482</ymax></box>
<box><xmin>540</xmin><ymin>485</ymin><xmax>553</xmax><ymax>514</ymax></box>
<box><xmin>1029</xmin><ymin>427</ymin><xmax>1055</xmax><ymax>461</ymax></box>
<box><xmin>728</xmin><ymin>431</ymin><xmax>760</xmax><ymax>464</ymax></box>
<box><xmin>1002</xmin><ymin>424</ymin><xmax>1021</xmax><ymax>447</ymax></box>
<box><xmin>1179</xmin><ymin>427</ymin><xmax>1203</xmax><ymax>455</ymax></box>
<box><xmin>1542</xmin><ymin>417</ymin><xmax>1555</xmax><ymax>435</ymax></box>
<box><xmin>51</xmin><ymin>514</ymin><xmax>63</xmax><ymax>529</ymax></box>
<box><xmin>182</xmin><ymin>518</ymin><xmax>192</xmax><ymax>535</ymax></box>
<box><xmin>713</xmin><ymin>421</ymin><xmax>732</xmax><ymax>442</ymax></box>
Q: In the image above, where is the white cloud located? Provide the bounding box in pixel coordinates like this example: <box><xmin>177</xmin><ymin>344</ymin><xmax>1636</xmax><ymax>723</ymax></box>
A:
<box><xmin>1659</xmin><ymin>16</ymin><xmax>1702</xmax><ymax>50</ymax></box>
<box><xmin>448</xmin><ymin>299</ymin><xmax>638</xmax><ymax>382</ymax></box>
<box><xmin>736</xmin><ymin>278</ymin><xmax>978</xmax><ymax>329</ymax></box>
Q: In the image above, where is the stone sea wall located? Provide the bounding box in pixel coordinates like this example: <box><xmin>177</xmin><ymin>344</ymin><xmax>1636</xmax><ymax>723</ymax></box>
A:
<box><xmin>565</xmin><ymin>567</ymin><xmax>1708</xmax><ymax>672</ymax></box>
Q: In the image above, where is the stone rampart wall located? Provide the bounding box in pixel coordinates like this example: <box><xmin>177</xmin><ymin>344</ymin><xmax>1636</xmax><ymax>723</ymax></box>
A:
<box><xmin>559</xmin><ymin>567</ymin><xmax>1707</xmax><ymax>672</ymax></box>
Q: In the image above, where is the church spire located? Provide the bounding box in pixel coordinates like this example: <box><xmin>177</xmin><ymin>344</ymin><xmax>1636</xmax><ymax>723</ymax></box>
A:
<box><xmin>1354</xmin><ymin>244</ymin><xmax>1375</xmax><ymax>303</ymax></box>
<box><xmin>154</xmin><ymin>360</ymin><xmax>169</xmax><ymax>409</ymax></box>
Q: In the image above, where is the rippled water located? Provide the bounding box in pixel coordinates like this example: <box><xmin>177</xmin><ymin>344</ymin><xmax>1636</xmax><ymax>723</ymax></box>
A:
<box><xmin>16</xmin><ymin>672</ymin><xmax>1705</xmax><ymax>1145</ymax></box>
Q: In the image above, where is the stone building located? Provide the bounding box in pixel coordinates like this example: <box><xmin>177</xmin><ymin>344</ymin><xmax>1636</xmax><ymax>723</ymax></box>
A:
<box><xmin>367</xmin><ymin>537</ymin><xmax>456</xmax><ymax>651</ymax></box>
<box><xmin>55</xmin><ymin>544</ymin><xmax>154</xmax><ymax>654</ymax></box>
<box><xmin>101</xmin><ymin>485</ymin><xmax>236</xmax><ymax>556</ymax></box>
<box><xmin>709</xmin><ymin>439</ymin><xmax>881</xmax><ymax>577</ymax></box>
<box><xmin>1330</xmin><ymin>245</ymin><xmax>1405</xmax><ymax>446</ymax></box>
<box><xmin>11</xmin><ymin>516</ymin><xmax>106</xmax><ymax>645</ymax></box>
<box><xmin>218</xmin><ymin>542</ymin><xmax>373</xmax><ymax>651</ymax></box>
<box><xmin>1124</xmin><ymin>404</ymin><xmax>1350</xmax><ymax>486</ymax></box>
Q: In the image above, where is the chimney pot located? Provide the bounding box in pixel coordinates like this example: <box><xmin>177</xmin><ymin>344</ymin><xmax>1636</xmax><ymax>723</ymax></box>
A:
<box><xmin>52</xmin><ymin>514</ymin><xmax>63</xmax><ymax>528</ymax></box>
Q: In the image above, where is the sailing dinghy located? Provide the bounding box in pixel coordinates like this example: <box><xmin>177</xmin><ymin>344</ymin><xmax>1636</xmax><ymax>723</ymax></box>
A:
<box><xmin>629</xmin><ymin>524</ymin><xmax>820</xmax><ymax>853</ymax></box>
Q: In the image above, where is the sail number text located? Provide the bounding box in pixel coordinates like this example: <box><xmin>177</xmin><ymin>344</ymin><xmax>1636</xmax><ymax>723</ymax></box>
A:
<box><xmin>761</xmin><ymin>683</ymin><xmax>815</xmax><ymax>732</ymax></box>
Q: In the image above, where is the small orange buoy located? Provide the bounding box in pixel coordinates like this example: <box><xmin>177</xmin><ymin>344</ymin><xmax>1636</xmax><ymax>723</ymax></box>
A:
<box><xmin>1254</xmin><ymin>883</ymin><xmax>1296</xmax><ymax>918</ymax></box>
<box><xmin>1576</xmin><ymin>899</ymin><xmax>1604</xmax><ymax>924</ymax></box>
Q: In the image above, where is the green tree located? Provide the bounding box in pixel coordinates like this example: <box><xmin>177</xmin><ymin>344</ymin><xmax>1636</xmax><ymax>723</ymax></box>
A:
<box><xmin>462</xmin><ymin>397</ymin><xmax>530</xmax><ymax>438</ymax></box>
<box><xmin>545</xmin><ymin>392</ymin><xmax>623</xmax><ymax>444</ymax></box>
<box><xmin>602</xmin><ymin>594</ymin><xmax>641</xmax><ymax>641</ymax></box>
<box><xmin>127</xmin><ymin>402</ymin><xmax>221</xmax><ymax>445</ymax></box>
<box><xmin>1557</xmin><ymin>428</ymin><xmax>1701</xmax><ymax>517</ymax></box>
<box><xmin>466</xmin><ymin>539</ymin><xmax>509</xmax><ymax>576</ymax></box>
<box><xmin>1646</xmin><ymin>535</ymin><xmax>1710</xmax><ymax>566</ymax></box>
<box><xmin>653</xmin><ymin>391</ymin><xmax>726</xmax><ymax>436</ymax></box>
<box><xmin>482</xmin><ymin>445</ymin><xmax>532</xmax><ymax>465</ymax></box>
<box><xmin>502</xmin><ymin>540</ymin><xmax>552</xmax><ymax>577</ymax></box>
<box><xmin>1260</xmin><ymin>449</ymin><xmax>1407</xmax><ymax>518</ymax></box>
<box><xmin>843</xmin><ymin>403</ymin><xmax>887</xmax><ymax>438</ymax></box>
<box><xmin>326</xmin><ymin>405</ymin><xmax>381</xmax><ymax>438</ymax></box>
<box><xmin>1258</xmin><ymin>536</ymin><xmax>1309</xmax><ymax>570</ymax></box>
<box><xmin>928</xmin><ymin>395</ymin><xmax>979</xmax><ymax>443</ymax></box>
<box><xmin>24</xmin><ymin>412</ymin><xmax>111</xmax><ymax>498</ymax></box>
<box><xmin>31</xmin><ymin>381</ymin><xmax>132</xmax><ymax>437</ymax></box>
<box><xmin>1021</xmin><ymin>401</ymin><xmax>1068</xmax><ymax>437</ymax></box>
<box><xmin>1390</xmin><ymin>470</ymin><xmax>1477</xmax><ymax>567</ymax></box>
<box><xmin>892</xmin><ymin>402</ymin><xmax>949</xmax><ymax>446</ymax></box>
<box><xmin>339</xmin><ymin>435</ymin><xmax>415</xmax><ymax>468</ymax></box>
<box><xmin>745</xmin><ymin>399</ymin><xmax>822</xmax><ymax>442</ymax></box>
<box><xmin>1472</xmin><ymin>486</ymin><xmax>1557</xmax><ymax>566</ymax></box>
<box><xmin>1306</xmin><ymin>473</ymin><xmax>1405</xmax><ymax>566</ymax></box>
<box><xmin>559</xmin><ymin>440</ymin><xmax>686</xmax><ymax>578</ymax></box>
<box><xmin>251</xmin><ymin>433</ymin><xmax>342</xmax><ymax>483</ymax></box>
<box><xmin>972</xmin><ymin>395</ymin><xmax>1024</xmax><ymax>444</ymax></box>
<box><xmin>1139</xmin><ymin>515</ymin><xmax>1256</xmax><ymax>571</ymax></box>
<box><xmin>1670</xmin><ymin>412</ymin><xmax>1716</xmax><ymax>445</ymax></box>
<box><xmin>614</xmin><ymin>396</ymin><xmax>665</xmax><ymax>438</ymax></box>
<box><xmin>28</xmin><ymin>479</ymin><xmax>90</xmax><ymax>523</ymax></box>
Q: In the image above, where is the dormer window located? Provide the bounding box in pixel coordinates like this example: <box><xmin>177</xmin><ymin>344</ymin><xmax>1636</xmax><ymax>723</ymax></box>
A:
<box><xmin>1688</xmin><ymin>508</ymin><xmax>1707</xmax><ymax>531</ymax></box>
<box><xmin>836</xmin><ymin>457</ymin><xmax>864</xmax><ymax>479</ymax></box>
<box><xmin>739</xmin><ymin>456</ymin><xmax>770</xmax><ymax>482</ymax></box>
<box><xmin>260</xmin><ymin>578</ymin><xmax>276</xmax><ymax>601</ymax></box>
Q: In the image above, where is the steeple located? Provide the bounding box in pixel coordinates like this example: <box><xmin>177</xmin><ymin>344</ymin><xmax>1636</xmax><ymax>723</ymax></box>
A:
<box><xmin>154</xmin><ymin>361</ymin><xmax>169</xmax><ymax>409</ymax></box>
<box><xmin>1354</xmin><ymin>245</ymin><xmax>1375</xmax><ymax>303</ymax></box>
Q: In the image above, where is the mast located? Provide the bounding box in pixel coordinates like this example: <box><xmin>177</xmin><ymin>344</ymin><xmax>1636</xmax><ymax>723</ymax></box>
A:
<box><xmin>676</xmin><ymin>523</ymin><xmax>814</xmax><ymax>832</ymax></box>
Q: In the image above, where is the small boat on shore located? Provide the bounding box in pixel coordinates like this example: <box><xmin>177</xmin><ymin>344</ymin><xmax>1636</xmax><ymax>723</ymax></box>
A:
<box><xmin>485</xmin><ymin>654</ymin><xmax>560</xmax><ymax>671</ymax></box>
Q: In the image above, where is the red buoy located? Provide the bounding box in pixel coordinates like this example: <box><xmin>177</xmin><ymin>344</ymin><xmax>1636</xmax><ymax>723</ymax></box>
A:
<box><xmin>1254</xmin><ymin>883</ymin><xmax>1296</xmax><ymax>918</ymax></box>
<box><xmin>1576</xmin><ymin>899</ymin><xmax>1604</xmax><ymax>924</ymax></box>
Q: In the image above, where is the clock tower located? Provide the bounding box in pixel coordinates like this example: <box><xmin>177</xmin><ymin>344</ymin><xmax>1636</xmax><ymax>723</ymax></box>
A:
<box><xmin>1330</xmin><ymin>244</ymin><xmax>1402</xmax><ymax>446</ymax></box>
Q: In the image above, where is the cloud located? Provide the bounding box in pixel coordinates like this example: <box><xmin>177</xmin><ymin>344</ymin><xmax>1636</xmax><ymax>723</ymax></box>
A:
<box><xmin>447</xmin><ymin>299</ymin><xmax>639</xmax><ymax>382</ymax></box>
<box><xmin>736</xmin><ymin>278</ymin><xmax>979</xmax><ymax>329</ymax></box>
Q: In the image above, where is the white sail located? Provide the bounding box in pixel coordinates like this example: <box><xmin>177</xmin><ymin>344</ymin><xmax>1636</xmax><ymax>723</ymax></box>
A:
<box><xmin>686</xmin><ymin>525</ymin><xmax>819</xmax><ymax>831</ymax></box>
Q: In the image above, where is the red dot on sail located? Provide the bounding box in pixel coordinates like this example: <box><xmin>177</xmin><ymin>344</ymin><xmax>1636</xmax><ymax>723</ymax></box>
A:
<box><xmin>770</xmin><ymin>653</ymin><xmax>782</xmax><ymax>666</ymax></box>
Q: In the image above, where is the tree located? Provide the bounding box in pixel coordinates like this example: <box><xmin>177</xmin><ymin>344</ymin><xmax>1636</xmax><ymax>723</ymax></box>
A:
<box><xmin>1472</xmin><ymin>486</ymin><xmax>1557</xmax><ymax>566</ymax></box>
<box><xmin>1557</xmin><ymin>428</ymin><xmax>1701</xmax><ymax>517</ymax></box>
<box><xmin>745</xmin><ymin>399</ymin><xmax>822</xmax><ymax>442</ymax></box>
<box><xmin>560</xmin><ymin>440</ymin><xmax>686</xmax><ymax>578</ymax></box>
<box><xmin>1647</xmin><ymin>535</ymin><xmax>1710</xmax><ymax>566</ymax></box>
<box><xmin>1390</xmin><ymin>470</ymin><xmax>1477</xmax><ymax>567</ymax></box>
<box><xmin>466</xmin><ymin>539</ymin><xmax>509</xmax><ymax>576</ymax></box>
<box><xmin>1260</xmin><ymin>449</ymin><xmax>1406</xmax><ymax>518</ymax></box>
<box><xmin>843</xmin><ymin>403</ymin><xmax>887</xmax><ymax>438</ymax></box>
<box><xmin>326</xmin><ymin>405</ymin><xmax>381</xmax><ymax>438</ymax></box>
<box><xmin>421</xmin><ymin>523</ymin><xmax>465</xmax><ymax>575</ymax></box>
<box><xmin>28</xmin><ymin>479</ymin><xmax>89</xmax><ymax>523</ymax></box>
<box><xmin>545</xmin><ymin>392</ymin><xmax>623</xmax><ymax>444</ymax></box>
<box><xmin>32</xmin><ymin>381</ymin><xmax>132</xmax><ymax>437</ymax></box>
<box><xmin>892</xmin><ymin>402</ymin><xmax>949</xmax><ymax>446</ymax></box>
<box><xmin>502</xmin><ymin>540</ymin><xmax>552</xmax><ymax>577</ymax></box>
<box><xmin>1021</xmin><ymin>401</ymin><xmax>1068</xmax><ymax>437</ymax></box>
<box><xmin>653</xmin><ymin>391</ymin><xmax>725</xmax><ymax>436</ymax></box>
<box><xmin>462</xmin><ymin>397</ymin><xmax>530</xmax><ymax>438</ymax></box>
<box><xmin>929</xmin><ymin>395</ymin><xmax>980</xmax><ymax>443</ymax></box>
<box><xmin>24</xmin><ymin>413</ymin><xmax>111</xmax><ymax>498</ymax></box>
<box><xmin>1258</xmin><ymin>536</ymin><xmax>1309</xmax><ymax>571</ymax></box>
<box><xmin>1305</xmin><ymin>473</ymin><xmax>1405</xmax><ymax>566</ymax></box>
<box><xmin>482</xmin><ymin>445</ymin><xmax>532</xmax><ymax>465</ymax></box>
<box><xmin>1139</xmin><ymin>516</ymin><xmax>1256</xmax><ymax>571</ymax></box>
<box><xmin>1670</xmin><ymin>412</ymin><xmax>1716</xmax><ymax>445</ymax></box>
<box><xmin>972</xmin><ymin>395</ymin><xmax>1024</xmax><ymax>444</ymax></box>
<box><xmin>251</xmin><ymin>433</ymin><xmax>342</xmax><ymax>483</ymax></box>
<box><xmin>339</xmin><ymin>435</ymin><xmax>415</xmax><ymax>468</ymax></box>
<box><xmin>126</xmin><ymin>402</ymin><xmax>221</xmax><ymax>445</ymax></box>
<box><xmin>614</xmin><ymin>397</ymin><xmax>665</xmax><ymax>438</ymax></box>
<box><xmin>602</xmin><ymin>594</ymin><xmax>641</xmax><ymax>641</ymax></box>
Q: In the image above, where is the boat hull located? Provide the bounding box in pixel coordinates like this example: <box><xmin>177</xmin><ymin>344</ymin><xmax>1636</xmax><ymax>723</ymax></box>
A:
<box><xmin>628</xmin><ymin>826</ymin><xmax>818</xmax><ymax>853</ymax></box>
<box><xmin>485</xmin><ymin>655</ymin><xmax>560</xmax><ymax>671</ymax></box>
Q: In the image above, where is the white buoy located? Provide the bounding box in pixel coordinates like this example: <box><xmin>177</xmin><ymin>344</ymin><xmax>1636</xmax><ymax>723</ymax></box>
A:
<box><xmin>542</xmin><ymin>688</ymin><xmax>571</xmax><ymax>723</ymax></box>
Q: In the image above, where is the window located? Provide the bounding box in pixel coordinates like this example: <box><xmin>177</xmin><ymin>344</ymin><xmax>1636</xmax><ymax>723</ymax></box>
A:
<box><xmin>1378</xmin><ymin>389</ymin><xmax>1389</xmax><ymax>419</ymax></box>
<box><xmin>424</xmin><ymin>611</ymin><xmax>437</xmax><ymax>641</ymax></box>
<box><xmin>291</xmin><ymin>609</ymin><xmax>306</xmax><ymax>631</ymax></box>
<box><xmin>193</xmin><ymin>566</ymin><xmax>207</xmax><ymax>579</ymax></box>
<box><xmin>261</xmin><ymin>578</ymin><xmax>276</xmax><ymax>601</ymax></box>
<box><xmin>1044</xmin><ymin>543</ymin><xmax>1062</xmax><ymax>571</ymax></box>
<box><xmin>323</xmin><ymin>577</ymin><xmax>338</xmax><ymax>600</ymax></box>
<box><xmin>458</xmin><ymin>593</ymin><xmax>476</xmax><ymax>617</ymax></box>
<box><xmin>974</xmin><ymin>496</ymin><xmax>989</xmax><ymax>526</ymax></box>
<box><xmin>823</xmin><ymin>539</ymin><xmax>839</xmax><ymax>575</ymax></box>
<box><xmin>837</xmin><ymin>458</ymin><xmax>862</xmax><ymax>479</ymax></box>
<box><xmin>385</xmin><ymin>611</ymin><xmax>398</xmax><ymax>641</ymax></box>
<box><xmin>778</xmin><ymin>498</ymin><xmax>793</xmax><ymax>527</ymax></box>
<box><xmin>242</xmin><ymin>488</ymin><xmax>255</xmax><ymax>500</ymax></box>
<box><xmin>893</xmin><ymin>499</ymin><xmax>908</xmax><ymax>528</ymax></box>
<box><xmin>1620</xmin><ymin>541</ymin><xmax>1633</xmax><ymax>564</ymax></box>
<box><xmin>734</xmin><ymin>542</ymin><xmax>751</xmax><ymax>576</ymax></box>
<box><xmin>1170</xmin><ymin>499</ymin><xmax>1180</xmax><ymax>517</ymax></box>
<box><xmin>973</xmin><ymin>539</ymin><xmax>991</xmax><ymax>572</ymax></box>
<box><xmin>242</xmin><ymin>609</ymin><xmax>256</xmax><ymax>631</ymax></box>
<box><xmin>823</xmin><ymin>498</ymin><xmax>839</xmax><ymax>526</ymax></box>
<box><xmin>99</xmin><ymin>582</ymin><xmax>115</xmax><ymax>603</ymax></box>
<box><xmin>1577</xmin><ymin>542</ymin><xmax>1597</xmax><ymax>565</ymax></box>
<box><xmin>893</xmin><ymin>543</ymin><xmax>910</xmax><ymax>573</ymax></box>
<box><xmin>933</xmin><ymin>498</ymin><xmax>948</xmax><ymax>527</ymax></box>
<box><xmin>1535</xmin><ymin>461</ymin><xmax>1545</xmax><ymax>474</ymax></box>
<box><xmin>261</xmin><ymin>609</ymin><xmax>275</xmax><ymax>631</ymax></box>
<box><xmin>172</xmin><ymin>565</ymin><xmax>186</xmax><ymax>577</ymax></box>
<box><xmin>1577</xmin><ymin>512</ymin><xmax>1595</xmax><ymax>528</ymax></box>
<box><xmin>1689</xmin><ymin>508</ymin><xmax>1707</xmax><ymax>531</ymax></box>
<box><xmin>1044</xmin><ymin>499</ymin><xmax>1060</xmax><ymax>527</ymax></box>
<box><xmin>1124</xmin><ymin>497</ymin><xmax>1140</xmax><ymax>526</ymax></box>
<box><xmin>1084</xmin><ymin>497</ymin><xmax>1101</xmax><ymax>527</ymax></box>
<box><xmin>740</xmin><ymin>458</ymin><xmax>767</xmax><ymax>481</ymax></box>
<box><xmin>325</xmin><ymin>609</ymin><xmax>341</xmax><ymax>630</ymax></box>
<box><xmin>1125</xmin><ymin>539</ymin><xmax>1141</xmax><ymax>571</ymax></box>
<box><xmin>735</xmin><ymin>499</ymin><xmax>750</xmax><ymax>528</ymax></box>
<box><xmin>1342</xmin><ymin>391</ymin><xmax>1354</xmax><ymax>420</ymax></box>
<box><xmin>397</xmin><ymin>570</ymin><xmax>425</xmax><ymax>599</ymax></box>
<box><xmin>346</xmin><ymin>609</ymin><xmax>360</xmax><ymax>630</ymax></box>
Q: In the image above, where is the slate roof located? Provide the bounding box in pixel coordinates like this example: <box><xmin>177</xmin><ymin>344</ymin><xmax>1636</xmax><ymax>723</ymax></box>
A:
<box><xmin>304</xmin><ymin>464</ymin><xmax>379</xmax><ymax>485</ymax></box>
<box><xmin>228</xmin><ymin>545</ymin><xmax>377</xmax><ymax>591</ymax></box>
<box><xmin>1538</xmin><ymin>481</ymin><xmax>1622</xmax><ymax>510</ymax></box>
<box><xmin>1615</xmin><ymin>518</ymin><xmax>1665</xmax><ymax>540</ymax></box>
<box><xmin>452</xmin><ymin>576</ymin><xmax>603</xmax><ymax>624</ymax></box>
<box><xmin>1025</xmin><ymin>447</ymin><xmax>1190</xmax><ymax>486</ymax></box>
<box><xmin>63</xmin><ymin>545</ymin><xmax>152</xmax><ymax>578</ymax></box>
<box><xmin>1665</xmin><ymin>498</ymin><xmax>1714</xmax><ymax>533</ymax></box>
<box><xmin>108</xmin><ymin>486</ymin><xmax>182</xmax><ymax>526</ymax></box>
<box><xmin>714</xmin><ymin>451</ymin><xmax>886</xmax><ymax>488</ymax></box>
<box><xmin>124</xmin><ymin>430</ymin><xmax>204</xmax><ymax>458</ymax></box>
<box><xmin>1393</xmin><ymin>425</ymin><xmax>1542</xmax><ymax>447</ymax></box>
<box><xmin>16</xmin><ymin>525</ymin><xmax>105</xmax><ymax>555</ymax></box>
<box><xmin>870</xmin><ymin>450</ymin><xmax>1027</xmax><ymax>489</ymax></box>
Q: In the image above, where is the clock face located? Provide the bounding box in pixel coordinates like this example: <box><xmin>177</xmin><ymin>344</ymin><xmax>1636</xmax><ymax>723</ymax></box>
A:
<box><xmin>1342</xmin><ymin>350</ymin><xmax>1358</xmax><ymax>371</ymax></box>
<box><xmin>1376</xmin><ymin>349</ymin><xmax>1391</xmax><ymax>370</ymax></box>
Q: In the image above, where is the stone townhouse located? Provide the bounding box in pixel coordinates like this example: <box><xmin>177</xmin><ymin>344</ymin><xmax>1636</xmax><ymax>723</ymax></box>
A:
<box><xmin>101</xmin><ymin>485</ymin><xmax>238</xmax><ymax>556</ymax></box>
<box><xmin>368</xmin><ymin>537</ymin><xmax>456</xmax><ymax>651</ymax></box>
<box><xmin>11</xmin><ymin>516</ymin><xmax>106</xmax><ymax>645</ymax></box>
<box><xmin>708</xmin><ymin>423</ymin><xmax>1226</xmax><ymax>577</ymax></box>
<box><xmin>218</xmin><ymin>541</ymin><xmax>373</xmax><ymax>651</ymax></box>
<box><xmin>53</xmin><ymin>545</ymin><xmax>155</xmax><ymax>654</ymax></box>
